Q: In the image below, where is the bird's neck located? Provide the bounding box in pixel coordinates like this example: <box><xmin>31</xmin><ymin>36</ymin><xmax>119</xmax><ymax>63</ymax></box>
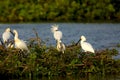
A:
<box><xmin>80</xmin><ymin>40</ymin><xmax>84</xmax><ymax>43</ymax></box>
<box><xmin>14</xmin><ymin>33</ymin><xmax>19</xmax><ymax>40</ymax></box>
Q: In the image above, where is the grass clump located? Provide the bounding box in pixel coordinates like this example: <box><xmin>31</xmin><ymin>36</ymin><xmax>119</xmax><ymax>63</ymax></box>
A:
<box><xmin>0</xmin><ymin>41</ymin><xmax>120</xmax><ymax>79</ymax></box>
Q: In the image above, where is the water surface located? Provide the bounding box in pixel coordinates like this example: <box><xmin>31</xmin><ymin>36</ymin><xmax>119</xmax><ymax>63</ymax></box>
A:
<box><xmin>0</xmin><ymin>23</ymin><xmax>120</xmax><ymax>49</ymax></box>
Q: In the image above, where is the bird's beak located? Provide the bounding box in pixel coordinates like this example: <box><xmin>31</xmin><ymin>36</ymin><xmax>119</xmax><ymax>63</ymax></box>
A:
<box><xmin>78</xmin><ymin>38</ymin><xmax>82</xmax><ymax>42</ymax></box>
<box><xmin>10</xmin><ymin>30</ymin><xmax>15</xmax><ymax>36</ymax></box>
<box><xmin>75</xmin><ymin>38</ymin><xmax>81</xmax><ymax>46</ymax></box>
<box><xmin>80</xmin><ymin>38</ymin><xmax>82</xmax><ymax>41</ymax></box>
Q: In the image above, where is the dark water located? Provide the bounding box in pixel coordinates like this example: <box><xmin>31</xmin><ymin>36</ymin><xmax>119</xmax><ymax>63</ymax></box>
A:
<box><xmin>0</xmin><ymin>23</ymin><xmax>120</xmax><ymax>80</ymax></box>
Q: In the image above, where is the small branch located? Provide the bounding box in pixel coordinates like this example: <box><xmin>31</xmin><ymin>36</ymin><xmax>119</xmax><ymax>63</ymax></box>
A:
<box><xmin>33</xmin><ymin>28</ymin><xmax>41</xmax><ymax>48</ymax></box>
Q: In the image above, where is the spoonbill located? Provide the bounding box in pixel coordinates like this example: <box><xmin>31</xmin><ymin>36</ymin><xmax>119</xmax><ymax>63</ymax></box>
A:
<box><xmin>57</xmin><ymin>40</ymin><xmax>66</xmax><ymax>53</ymax></box>
<box><xmin>13</xmin><ymin>29</ymin><xmax>29</xmax><ymax>53</ymax></box>
<box><xmin>2</xmin><ymin>28</ymin><xmax>14</xmax><ymax>43</ymax></box>
<box><xmin>80</xmin><ymin>35</ymin><xmax>95</xmax><ymax>53</ymax></box>
<box><xmin>51</xmin><ymin>24</ymin><xmax>62</xmax><ymax>41</ymax></box>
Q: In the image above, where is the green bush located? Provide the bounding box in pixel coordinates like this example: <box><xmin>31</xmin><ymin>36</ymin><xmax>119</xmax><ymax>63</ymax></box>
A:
<box><xmin>0</xmin><ymin>0</ymin><xmax>119</xmax><ymax>23</ymax></box>
<box><xmin>0</xmin><ymin>41</ymin><xmax>120</xmax><ymax>79</ymax></box>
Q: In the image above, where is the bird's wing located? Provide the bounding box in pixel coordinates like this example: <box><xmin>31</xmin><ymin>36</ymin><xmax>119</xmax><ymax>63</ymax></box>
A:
<box><xmin>20</xmin><ymin>40</ymin><xmax>28</xmax><ymax>48</ymax></box>
<box><xmin>2</xmin><ymin>32</ymin><xmax>12</xmax><ymax>42</ymax></box>
<box><xmin>15</xmin><ymin>40</ymin><xmax>28</xmax><ymax>50</ymax></box>
<box><xmin>82</xmin><ymin>42</ymin><xmax>94</xmax><ymax>53</ymax></box>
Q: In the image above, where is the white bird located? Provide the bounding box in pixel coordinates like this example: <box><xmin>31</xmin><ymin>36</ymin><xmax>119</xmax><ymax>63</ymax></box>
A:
<box><xmin>57</xmin><ymin>40</ymin><xmax>66</xmax><ymax>53</ymax></box>
<box><xmin>80</xmin><ymin>35</ymin><xmax>95</xmax><ymax>53</ymax></box>
<box><xmin>13</xmin><ymin>29</ymin><xmax>29</xmax><ymax>52</ymax></box>
<box><xmin>2</xmin><ymin>28</ymin><xmax>13</xmax><ymax>43</ymax></box>
<box><xmin>51</xmin><ymin>24</ymin><xmax>62</xmax><ymax>41</ymax></box>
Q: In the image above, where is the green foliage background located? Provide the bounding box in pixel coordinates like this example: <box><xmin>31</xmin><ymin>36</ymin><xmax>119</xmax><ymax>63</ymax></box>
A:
<box><xmin>0</xmin><ymin>0</ymin><xmax>120</xmax><ymax>23</ymax></box>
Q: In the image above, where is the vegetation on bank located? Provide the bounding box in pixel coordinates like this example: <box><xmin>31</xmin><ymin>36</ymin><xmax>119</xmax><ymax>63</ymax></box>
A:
<box><xmin>0</xmin><ymin>38</ymin><xmax>120</xmax><ymax>79</ymax></box>
<box><xmin>0</xmin><ymin>0</ymin><xmax>120</xmax><ymax>23</ymax></box>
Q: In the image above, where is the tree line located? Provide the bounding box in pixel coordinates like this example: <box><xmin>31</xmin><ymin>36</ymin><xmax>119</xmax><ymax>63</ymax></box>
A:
<box><xmin>0</xmin><ymin>0</ymin><xmax>120</xmax><ymax>23</ymax></box>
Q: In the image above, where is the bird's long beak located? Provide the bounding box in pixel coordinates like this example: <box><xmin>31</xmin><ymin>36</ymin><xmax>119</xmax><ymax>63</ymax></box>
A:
<box><xmin>55</xmin><ymin>30</ymin><xmax>59</xmax><ymax>31</ymax></box>
<box><xmin>75</xmin><ymin>37</ymin><xmax>81</xmax><ymax>46</ymax></box>
<box><xmin>10</xmin><ymin>30</ymin><xmax>15</xmax><ymax>36</ymax></box>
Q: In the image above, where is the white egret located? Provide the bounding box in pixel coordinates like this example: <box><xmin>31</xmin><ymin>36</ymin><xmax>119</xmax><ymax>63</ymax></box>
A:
<box><xmin>80</xmin><ymin>35</ymin><xmax>95</xmax><ymax>53</ymax></box>
<box><xmin>13</xmin><ymin>29</ymin><xmax>29</xmax><ymax>53</ymax></box>
<box><xmin>51</xmin><ymin>24</ymin><xmax>62</xmax><ymax>41</ymax></box>
<box><xmin>2</xmin><ymin>28</ymin><xmax>14</xmax><ymax>43</ymax></box>
<box><xmin>57</xmin><ymin>40</ymin><xmax>66</xmax><ymax>53</ymax></box>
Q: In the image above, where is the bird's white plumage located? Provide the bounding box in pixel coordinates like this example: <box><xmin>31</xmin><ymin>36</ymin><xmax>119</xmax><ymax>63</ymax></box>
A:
<box><xmin>2</xmin><ymin>28</ymin><xmax>12</xmax><ymax>43</ymax></box>
<box><xmin>51</xmin><ymin>24</ymin><xmax>62</xmax><ymax>41</ymax></box>
<box><xmin>13</xmin><ymin>29</ymin><xmax>29</xmax><ymax>52</ymax></box>
<box><xmin>54</xmin><ymin>31</ymin><xmax>62</xmax><ymax>41</ymax></box>
<box><xmin>80</xmin><ymin>35</ymin><xmax>95</xmax><ymax>53</ymax></box>
<box><xmin>57</xmin><ymin>40</ymin><xmax>65</xmax><ymax>53</ymax></box>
